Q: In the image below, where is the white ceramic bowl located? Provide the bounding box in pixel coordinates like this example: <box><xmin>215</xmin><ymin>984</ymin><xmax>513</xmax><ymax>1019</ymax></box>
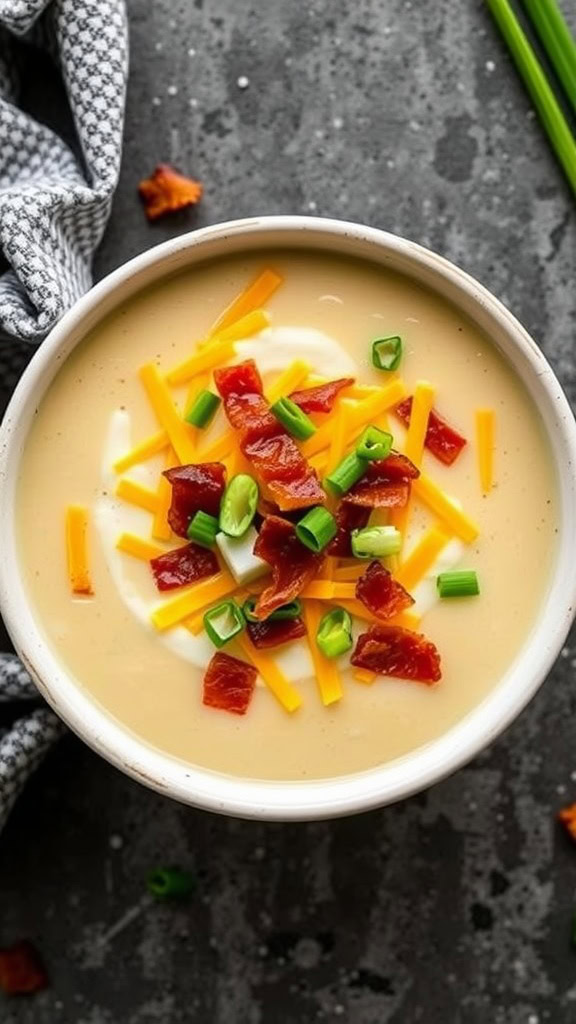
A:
<box><xmin>1</xmin><ymin>216</ymin><xmax>575</xmax><ymax>821</ymax></box>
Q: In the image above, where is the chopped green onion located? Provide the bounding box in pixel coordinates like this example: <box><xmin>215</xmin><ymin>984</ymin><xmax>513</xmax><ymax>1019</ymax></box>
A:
<box><xmin>316</xmin><ymin>607</ymin><xmax>353</xmax><ymax>659</ymax></box>
<box><xmin>295</xmin><ymin>506</ymin><xmax>338</xmax><ymax>553</ymax></box>
<box><xmin>351</xmin><ymin>525</ymin><xmax>402</xmax><ymax>559</ymax></box>
<box><xmin>242</xmin><ymin>597</ymin><xmax>302</xmax><ymax>623</ymax></box>
<box><xmin>325</xmin><ymin>452</ymin><xmax>367</xmax><ymax>496</ymax></box>
<box><xmin>185</xmin><ymin>389</ymin><xmax>221</xmax><ymax>428</ymax></box>
<box><xmin>270</xmin><ymin>396</ymin><xmax>317</xmax><ymax>440</ymax></box>
<box><xmin>522</xmin><ymin>0</ymin><xmax>576</xmax><ymax>115</ymax></box>
<box><xmin>372</xmin><ymin>335</ymin><xmax>403</xmax><ymax>371</ymax></box>
<box><xmin>147</xmin><ymin>867</ymin><xmax>195</xmax><ymax>899</ymax></box>
<box><xmin>436</xmin><ymin>570</ymin><xmax>480</xmax><ymax>599</ymax></box>
<box><xmin>219</xmin><ymin>474</ymin><xmax>259</xmax><ymax>537</ymax></box>
<box><xmin>203</xmin><ymin>600</ymin><xmax>246</xmax><ymax>648</ymax></box>
<box><xmin>356</xmin><ymin>425</ymin><xmax>393</xmax><ymax>461</ymax></box>
<box><xmin>186</xmin><ymin>510</ymin><xmax>219</xmax><ymax>547</ymax></box>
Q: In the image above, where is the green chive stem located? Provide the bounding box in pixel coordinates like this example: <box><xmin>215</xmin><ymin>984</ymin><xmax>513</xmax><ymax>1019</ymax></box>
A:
<box><xmin>372</xmin><ymin>336</ymin><xmax>403</xmax><ymax>372</ymax></box>
<box><xmin>316</xmin><ymin>607</ymin><xmax>353</xmax><ymax>659</ymax></box>
<box><xmin>219</xmin><ymin>474</ymin><xmax>259</xmax><ymax>538</ymax></box>
<box><xmin>351</xmin><ymin>525</ymin><xmax>402</xmax><ymax>559</ymax></box>
<box><xmin>356</xmin><ymin>425</ymin><xmax>394</xmax><ymax>461</ymax></box>
<box><xmin>295</xmin><ymin>506</ymin><xmax>338</xmax><ymax>553</ymax></box>
<box><xmin>203</xmin><ymin>600</ymin><xmax>246</xmax><ymax>647</ymax></box>
<box><xmin>187</xmin><ymin>510</ymin><xmax>219</xmax><ymax>547</ymax></box>
<box><xmin>437</xmin><ymin>570</ymin><xmax>480</xmax><ymax>599</ymax></box>
<box><xmin>521</xmin><ymin>0</ymin><xmax>576</xmax><ymax>114</ymax></box>
<box><xmin>185</xmin><ymin>390</ymin><xmax>221</xmax><ymax>428</ymax></box>
<box><xmin>325</xmin><ymin>452</ymin><xmax>367</xmax><ymax>496</ymax></box>
<box><xmin>270</xmin><ymin>396</ymin><xmax>317</xmax><ymax>440</ymax></box>
<box><xmin>486</xmin><ymin>0</ymin><xmax>576</xmax><ymax>195</ymax></box>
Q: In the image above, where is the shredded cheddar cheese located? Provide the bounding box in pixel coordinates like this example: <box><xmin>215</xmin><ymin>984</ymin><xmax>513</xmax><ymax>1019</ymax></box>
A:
<box><xmin>152</xmin><ymin>447</ymin><xmax>176</xmax><ymax>541</ymax></box>
<box><xmin>235</xmin><ymin>633</ymin><xmax>302</xmax><ymax>713</ymax></box>
<box><xmin>412</xmin><ymin>474</ymin><xmax>479</xmax><ymax>543</ymax></box>
<box><xmin>301</xmin><ymin>379</ymin><xmax>406</xmax><ymax>459</ymax></box>
<box><xmin>325</xmin><ymin>400</ymin><xmax>353</xmax><ymax>475</ymax></box>
<box><xmin>139</xmin><ymin>363</ymin><xmax>197</xmax><ymax>465</ymax></box>
<box><xmin>116</xmin><ymin>533</ymin><xmax>166</xmax><ymax>561</ymax></box>
<box><xmin>210</xmin><ymin>269</ymin><xmax>283</xmax><ymax>335</ymax></box>
<box><xmin>333</xmin><ymin>564</ymin><xmax>365</xmax><ymax>582</ymax></box>
<box><xmin>66</xmin><ymin>505</ymin><xmax>93</xmax><ymax>595</ymax></box>
<box><xmin>167</xmin><ymin>310</ymin><xmax>270</xmax><ymax>387</ymax></box>
<box><xmin>300</xmin><ymin>580</ymin><xmax>335</xmax><ymax>600</ymax></box>
<box><xmin>403</xmin><ymin>380</ymin><xmax>435</xmax><ymax>468</ymax></box>
<box><xmin>394</xmin><ymin>526</ymin><xmax>452</xmax><ymax>592</ymax></box>
<box><xmin>151</xmin><ymin>572</ymin><xmax>237</xmax><ymax>631</ymax></box>
<box><xmin>116</xmin><ymin>478</ymin><xmax>160</xmax><ymax>514</ymax></box>
<box><xmin>266</xmin><ymin>360</ymin><xmax>311</xmax><ymax>405</ymax></box>
<box><xmin>354</xmin><ymin>669</ymin><xmax>376</xmax><ymax>685</ymax></box>
<box><xmin>303</xmin><ymin>601</ymin><xmax>343</xmax><ymax>706</ymax></box>
<box><xmin>113</xmin><ymin>430</ymin><xmax>170</xmax><ymax>474</ymax></box>
<box><xmin>476</xmin><ymin>408</ymin><xmax>495</xmax><ymax>494</ymax></box>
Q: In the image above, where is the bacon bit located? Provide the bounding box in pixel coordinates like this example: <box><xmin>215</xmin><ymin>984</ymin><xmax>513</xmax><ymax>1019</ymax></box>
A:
<box><xmin>343</xmin><ymin>452</ymin><xmax>419</xmax><ymax>508</ymax></box>
<box><xmin>289</xmin><ymin>377</ymin><xmax>355</xmax><ymax>414</ymax></box>
<box><xmin>247</xmin><ymin>616</ymin><xmax>307</xmax><ymax>649</ymax></box>
<box><xmin>328</xmin><ymin>503</ymin><xmax>370</xmax><ymax>557</ymax></box>
<box><xmin>164</xmin><ymin>462</ymin><xmax>226</xmax><ymax>537</ymax></box>
<box><xmin>356</xmin><ymin>561</ymin><xmax>415</xmax><ymax>621</ymax></box>
<box><xmin>351</xmin><ymin>625</ymin><xmax>442</xmax><ymax>684</ymax></box>
<box><xmin>253</xmin><ymin>515</ymin><xmax>324</xmax><ymax>619</ymax></box>
<box><xmin>0</xmin><ymin>941</ymin><xmax>48</xmax><ymax>995</ymax></box>
<box><xmin>395</xmin><ymin>398</ymin><xmax>467</xmax><ymax>466</ymax></box>
<box><xmin>558</xmin><ymin>803</ymin><xmax>576</xmax><ymax>842</ymax></box>
<box><xmin>214</xmin><ymin>360</ymin><xmax>325</xmax><ymax>511</ymax></box>
<box><xmin>202</xmin><ymin>652</ymin><xmax>257</xmax><ymax>715</ymax></box>
<box><xmin>150</xmin><ymin>543</ymin><xmax>219</xmax><ymax>592</ymax></box>
<box><xmin>138</xmin><ymin>164</ymin><xmax>203</xmax><ymax>221</ymax></box>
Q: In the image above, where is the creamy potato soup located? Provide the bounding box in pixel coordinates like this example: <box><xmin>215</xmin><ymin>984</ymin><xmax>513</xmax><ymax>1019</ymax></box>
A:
<box><xmin>17</xmin><ymin>251</ymin><xmax>557</xmax><ymax>780</ymax></box>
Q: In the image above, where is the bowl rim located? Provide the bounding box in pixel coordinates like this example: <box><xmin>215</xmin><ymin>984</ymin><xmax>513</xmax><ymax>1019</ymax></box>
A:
<box><xmin>1</xmin><ymin>214</ymin><xmax>575</xmax><ymax>821</ymax></box>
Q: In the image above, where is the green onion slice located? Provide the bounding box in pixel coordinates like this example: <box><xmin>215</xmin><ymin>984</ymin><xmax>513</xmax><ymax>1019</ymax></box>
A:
<box><xmin>270</xmin><ymin>396</ymin><xmax>317</xmax><ymax>440</ymax></box>
<box><xmin>372</xmin><ymin>335</ymin><xmax>403</xmax><ymax>371</ymax></box>
<box><xmin>147</xmin><ymin>867</ymin><xmax>195</xmax><ymax>899</ymax></box>
<box><xmin>242</xmin><ymin>597</ymin><xmax>302</xmax><ymax>623</ymax></box>
<box><xmin>186</xmin><ymin>510</ymin><xmax>219</xmax><ymax>547</ymax></box>
<box><xmin>219</xmin><ymin>474</ymin><xmax>259</xmax><ymax>537</ymax></box>
<box><xmin>351</xmin><ymin>525</ymin><xmax>402</xmax><ymax>559</ymax></box>
<box><xmin>295</xmin><ymin>506</ymin><xmax>338</xmax><ymax>553</ymax></box>
<box><xmin>185</xmin><ymin>389</ymin><xmax>221</xmax><ymax>428</ymax></box>
<box><xmin>356</xmin><ymin>425</ymin><xmax>394</xmax><ymax>461</ymax></box>
<box><xmin>203</xmin><ymin>600</ymin><xmax>246</xmax><ymax>648</ymax></box>
<box><xmin>316</xmin><ymin>606</ymin><xmax>353</xmax><ymax>659</ymax></box>
<box><xmin>325</xmin><ymin>452</ymin><xmax>367</xmax><ymax>496</ymax></box>
<box><xmin>436</xmin><ymin>570</ymin><xmax>480</xmax><ymax>599</ymax></box>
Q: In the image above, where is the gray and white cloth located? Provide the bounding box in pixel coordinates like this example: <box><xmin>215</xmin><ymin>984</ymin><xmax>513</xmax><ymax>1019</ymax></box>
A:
<box><xmin>0</xmin><ymin>0</ymin><xmax>128</xmax><ymax>829</ymax></box>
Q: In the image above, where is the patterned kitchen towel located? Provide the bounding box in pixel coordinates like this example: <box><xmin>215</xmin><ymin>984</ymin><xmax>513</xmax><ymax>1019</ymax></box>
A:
<box><xmin>0</xmin><ymin>0</ymin><xmax>128</xmax><ymax>830</ymax></box>
<box><xmin>0</xmin><ymin>0</ymin><xmax>128</xmax><ymax>343</ymax></box>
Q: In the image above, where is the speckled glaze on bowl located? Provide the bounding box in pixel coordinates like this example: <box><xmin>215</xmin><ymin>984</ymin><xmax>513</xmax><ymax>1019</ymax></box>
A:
<box><xmin>1</xmin><ymin>217</ymin><xmax>575</xmax><ymax>820</ymax></box>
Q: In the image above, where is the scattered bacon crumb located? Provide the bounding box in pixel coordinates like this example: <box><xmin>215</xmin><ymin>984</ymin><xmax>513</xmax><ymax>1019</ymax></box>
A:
<box><xmin>0</xmin><ymin>941</ymin><xmax>48</xmax><ymax>995</ymax></box>
<box><xmin>356</xmin><ymin>561</ymin><xmax>415</xmax><ymax>621</ymax></box>
<box><xmin>351</xmin><ymin>624</ymin><xmax>441</xmax><ymax>684</ymax></box>
<box><xmin>343</xmin><ymin>452</ymin><xmax>419</xmax><ymax>509</ymax></box>
<box><xmin>203</xmin><ymin>652</ymin><xmax>257</xmax><ymax>715</ymax></box>
<box><xmin>138</xmin><ymin>164</ymin><xmax>203</xmax><ymax>221</ymax></box>
<box><xmin>395</xmin><ymin>397</ymin><xmax>467</xmax><ymax>466</ymax></box>
<box><xmin>289</xmin><ymin>377</ymin><xmax>354</xmax><ymax>414</ymax></box>
<box><xmin>150</xmin><ymin>543</ymin><xmax>219</xmax><ymax>592</ymax></box>
<box><xmin>164</xmin><ymin>462</ymin><xmax>226</xmax><ymax>537</ymax></box>
<box><xmin>558</xmin><ymin>803</ymin><xmax>576</xmax><ymax>842</ymax></box>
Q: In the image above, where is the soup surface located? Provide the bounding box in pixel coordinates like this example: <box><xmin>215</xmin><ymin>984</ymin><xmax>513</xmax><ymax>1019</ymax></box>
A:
<box><xmin>17</xmin><ymin>249</ymin><xmax>558</xmax><ymax>780</ymax></box>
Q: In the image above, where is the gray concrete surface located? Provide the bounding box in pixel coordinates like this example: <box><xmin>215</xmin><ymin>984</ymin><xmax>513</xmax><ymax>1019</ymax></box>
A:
<box><xmin>1</xmin><ymin>1</ymin><xmax>576</xmax><ymax>1021</ymax></box>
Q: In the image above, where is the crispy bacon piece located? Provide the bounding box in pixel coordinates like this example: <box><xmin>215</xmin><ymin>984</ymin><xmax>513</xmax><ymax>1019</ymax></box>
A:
<box><xmin>163</xmin><ymin>462</ymin><xmax>226</xmax><ymax>537</ymax></box>
<box><xmin>558</xmin><ymin>803</ymin><xmax>576</xmax><ymax>842</ymax></box>
<box><xmin>150</xmin><ymin>543</ymin><xmax>219</xmax><ymax>592</ymax></box>
<box><xmin>0</xmin><ymin>941</ymin><xmax>48</xmax><ymax>995</ymax></box>
<box><xmin>289</xmin><ymin>377</ymin><xmax>354</xmax><ymax>414</ymax></box>
<box><xmin>351</xmin><ymin>625</ymin><xmax>441</xmax><ymax>684</ymax></box>
<box><xmin>343</xmin><ymin>452</ymin><xmax>419</xmax><ymax>508</ymax></box>
<box><xmin>138</xmin><ymin>164</ymin><xmax>203</xmax><ymax>220</ymax></box>
<box><xmin>356</xmin><ymin>561</ymin><xmax>414</xmax><ymax>620</ymax></box>
<box><xmin>328</xmin><ymin>502</ymin><xmax>370</xmax><ymax>557</ymax></box>
<box><xmin>202</xmin><ymin>652</ymin><xmax>257</xmax><ymax>715</ymax></box>
<box><xmin>214</xmin><ymin>361</ymin><xmax>325</xmax><ymax>510</ymax></box>
<box><xmin>395</xmin><ymin>397</ymin><xmax>467</xmax><ymax>466</ymax></box>
<box><xmin>253</xmin><ymin>515</ymin><xmax>324</xmax><ymax>619</ymax></box>
<box><xmin>247</xmin><ymin>616</ymin><xmax>306</xmax><ymax>649</ymax></box>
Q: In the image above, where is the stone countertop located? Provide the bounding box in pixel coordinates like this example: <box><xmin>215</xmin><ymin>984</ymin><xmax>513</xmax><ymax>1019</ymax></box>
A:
<box><xmin>1</xmin><ymin>1</ymin><xmax>576</xmax><ymax>1022</ymax></box>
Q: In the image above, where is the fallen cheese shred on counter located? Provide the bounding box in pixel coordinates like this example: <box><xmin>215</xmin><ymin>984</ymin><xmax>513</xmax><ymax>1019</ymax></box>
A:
<box><xmin>476</xmin><ymin>407</ymin><xmax>495</xmax><ymax>494</ymax></box>
<box><xmin>303</xmin><ymin>601</ymin><xmax>343</xmax><ymax>706</ymax></box>
<box><xmin>235</xmin><ymin>632</ymin><xmax>302</xmax><ymax>713</ymax></box>
<box><xmin>66</xmin><ymin>505</ymin><xmax>94</xmax><ymax>596</ymax></box>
